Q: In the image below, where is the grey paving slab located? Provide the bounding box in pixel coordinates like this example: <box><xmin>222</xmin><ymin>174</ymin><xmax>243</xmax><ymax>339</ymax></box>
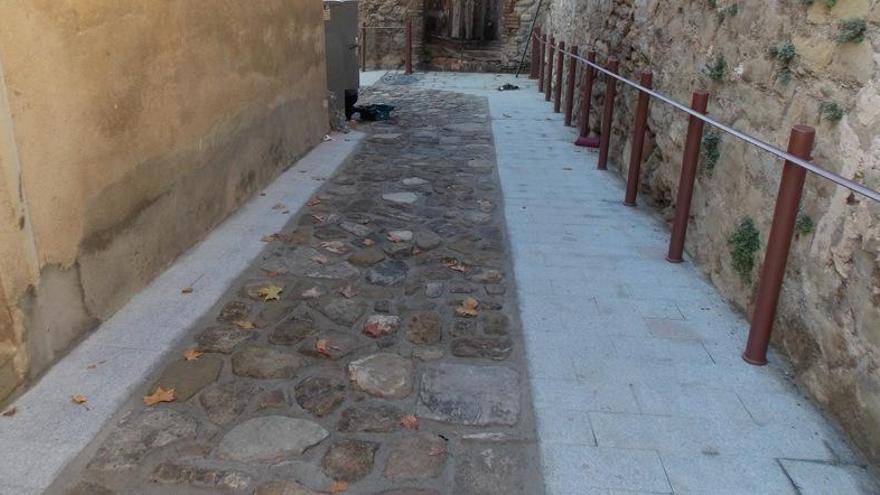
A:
<box><xmin>779</xmin><ymin>459</ymin><xmax>880</xmax><ymax>494</ymax></box>
<box><xmin>663</xmin><ymin>453</ymin><xmax>797</xmax><ymax>494</ymax></box>
<box><xmin>402</xmin><ymin>72</ymin><xmax>879</xmax><ymax>494</ymax></box>
<box><xmin>542</xmin><ymin>444</ymin><xmax>672</xmax><ymax>494</ymax></box>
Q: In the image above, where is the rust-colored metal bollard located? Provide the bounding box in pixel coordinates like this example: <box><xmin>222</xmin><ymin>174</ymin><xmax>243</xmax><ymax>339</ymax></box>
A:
<box><xmin>597</xmin><ymin>58</ymin><xmax>619</xmax><ymax>170</ymax></box>
<box><xmin>624</xmin><ymin>71</ymin><xmax>654</xmax><ymax>206</ymax></box>
<box><xmin>530</xmin><ymin>28</ymin><xmax>541</xmax><ymax>79</ymax></box>
<box><xmin>361</xmin><ymin>23</ymin><xmax>367</xmax><ymax>72</ymax></box>
<box><xmin>538</xmin><ymin>34</ymin><xmax>546</xmax><ymax>93</ymax></box>
<box><xmin>667</xmin><ymin>91</ymin><xmax>710</xmax><ymax>263</ymax></box>
<box><xmin>575</xmin><ymin>50</ymin><xmax>597</xmax><ymax>146</ymax></box>
<box><xmin>743</xmin><ymin>126</ymin><xmax>816</xmax><ymax>366</ymax></box>
<box><xmin>564</xmin><ymin>46</ymin><xmax>579</xmax><ymax>126</ymax></box>
<box><xmin>405</xmin><ymin>17</ymin><xmax>413</xmax><ymax>75</ymax></box>
<box><xmin>554</xmin><ymin>41</ymin><xmax>565</xmax><ymax>113</ymax></box>
<box><xmin>545</xmin><ymin>37</ymin><xmax>555</xmax><ymax>102</ymax></box>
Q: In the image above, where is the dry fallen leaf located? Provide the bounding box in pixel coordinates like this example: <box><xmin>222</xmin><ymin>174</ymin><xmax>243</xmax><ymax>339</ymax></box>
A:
<box><xmin>321</xmin><ymin>241</ymin><xmax>348</xmax><ymax>254</ymax></box>
<box><xmin>258</xmin><ymin>284</ymin><xmax>284</xmax><ymax>302</ymax></box>
<box><xmin>183</xmin><ymin>349</ymin><xmax>203</xmax><ymax>361</ymax></box>
<box><xmin>261</xmin><ymin>232</ymin><xmax>291</xmax><ymax>243</ymax></box>
<box><xmin>144</xmin><ymin>386</ymin><xmax>176</xmax><ymax>407</ymax></box>
<box><xmin>443</xmin><ymin>257</ymin><xmax>467</xmax><ymax>273</ymax></box>
<box><xmin>1</xmin><ymin>407</ymin><xmax>16</xmax><ymax>417</ymax></box>
<box><xmin>71</xmin><ymin>395</ymin><xmax>90</xmax><ymax>410</ymax></box>
<box><xmin>400</xmin><ymin>415</ymin><xmax>420</xmax><ymax>430</ymax></box>
<box><xmin>233</xmin><ymin>319</ymin><xmax>255</xmax><ymax>330</ymax></box>
<box><xmin>329</xmin><ymin>480</ymin><xmax>348</xmax><ymax>493</ymax></box>
<box><xmin>315</xmin><ymin>339</ymin><xmax>333</xmax><ymax>357</ymax></box>
<box><xmin>181</xmin><ymin>287</ymin><xmax>194</xmax><ymax>294</ymax></box>
<box><xmin>429</xmin><ymin>446</ymin><xmax>446</xmax><ymax>456</ymax></box>
<box><xmin>306</xmin><ymin>197</ymin><xmax>323</xmax><ymax>207</ymax></box>
<box><xmin>339</xmin><ymin>285</ymin><xmax>357</xmax><ymax>299</ymax></box>
<box><xmin>272</xmin><ymin>203</ymin><xmax>287</xmax><ymax>210</ymax></box>
<box><xmin>311</xmin><ymin>214</ymin><xmax>326</xmax><ymax>223</ymax></box>
<box><xmin>456</xmin><ymin>297</ymin><xmax>480</xmax><ymax>317</ymax></box>
<box><xmin>311</xmin><ymin>254</ymin><xmax>329</xmax><ymax>265</ymax></box>
<box><xmin>363</xmin><ymin>322</ymin><xmax>383</xmax><ymax>338</ymax></box>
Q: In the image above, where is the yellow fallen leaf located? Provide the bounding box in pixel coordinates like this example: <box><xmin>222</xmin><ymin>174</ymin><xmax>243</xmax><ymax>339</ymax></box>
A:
<box><xmin>443</xmin><ymin>257</ymin><xmax>467</xmax><ymax>273</ymax></box>
<box><xmin>400</xmin><ymin>415</ymin><xmax>419</xmax><ymax>430</ymax></box>
<box><xmin>339</xmin><ymin>285</ymin><xmax>357</xmax><ymax>299</ymax></box>
<box><xmin>258</xmin><ymin>284</ymin><xmax>284</xmax><ymax>302</ymax></box>
<box><xmin>233</xmin><ymin>320</ymin><xmax>255</xmax><ymax>330</ymax></box>
<box><xmin>183</xmin><ymin>349</ymin><xmax>203</xmax><ymax>361</ymax></box>
<box><xmin>329</xmin><ymin>480</ymin><xmax>348</xmax><ymax>493</ymax></box>
<box><xmin>456</xmin><ymin>297</ymin><xmax>479</xmax><ymax>317</ymax></box>
<box><xmin>144</xmin><ymin>387</ymin><xmax>176</xmax><ymax>407</ymax></box>
<box><xmin>316</xmin><ymin>339</ymin><xmax>334</xmax><ymax>357</ymax></box>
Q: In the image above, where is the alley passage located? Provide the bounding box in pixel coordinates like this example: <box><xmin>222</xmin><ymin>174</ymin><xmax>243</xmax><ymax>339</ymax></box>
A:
<box><xmin>54</xmin><ymin>87</ymin><xmax>543</xmax><ymax>494</ymax></box>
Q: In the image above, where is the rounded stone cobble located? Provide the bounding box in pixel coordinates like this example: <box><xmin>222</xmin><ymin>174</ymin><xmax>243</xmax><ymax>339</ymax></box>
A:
<box><xmin>63</xmin><ymin>85</ymin><xmax>541</xmax><ymax>494</ymax></box>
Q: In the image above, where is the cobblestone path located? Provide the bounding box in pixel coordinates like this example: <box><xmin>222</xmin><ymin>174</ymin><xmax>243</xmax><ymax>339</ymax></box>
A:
<box><xmin>56</xmin><ymin>85</ymin><xmax>544</xmax><ymax>494</ymax></box>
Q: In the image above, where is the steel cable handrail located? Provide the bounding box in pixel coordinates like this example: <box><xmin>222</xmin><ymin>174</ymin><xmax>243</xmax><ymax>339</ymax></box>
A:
<box><xmin>533</xmin><ymin>32</ymin><xmax>880</xmax><ymax>203</ymax></box>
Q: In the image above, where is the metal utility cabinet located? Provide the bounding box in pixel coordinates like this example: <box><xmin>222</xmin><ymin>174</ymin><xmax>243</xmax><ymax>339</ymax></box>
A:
<box><xmin>323</xmin><ymin>0</ymin><xmax>360</xmax><ymax>121</ymax></box>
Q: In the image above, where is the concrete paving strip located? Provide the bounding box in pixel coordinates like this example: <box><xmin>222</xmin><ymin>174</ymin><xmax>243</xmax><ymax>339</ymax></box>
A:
<box><xmin>0</xmin><ymin>131</ymin><xmax>365</xmax><ymax>495</ymax></box>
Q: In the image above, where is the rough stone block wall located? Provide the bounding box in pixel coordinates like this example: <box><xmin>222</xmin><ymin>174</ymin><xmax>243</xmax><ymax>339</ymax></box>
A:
<box><xmin>0</xmin><ymin>1</ymin><xmax>329</xmax><ymax>403</ymax></box>
<box><xmin>543</xmin><ymin>0</ymin><xmax>880</xmax><ymax>464</ymax></box>
<box><xmin>360</xmin><ymin>0</ymin><xmax>426</xmax><ymax>69</ymax></box>
<box><xmin>360</xmin><ymin>0</ymin><xmax>542</xmax><ymax>73</ymax></box>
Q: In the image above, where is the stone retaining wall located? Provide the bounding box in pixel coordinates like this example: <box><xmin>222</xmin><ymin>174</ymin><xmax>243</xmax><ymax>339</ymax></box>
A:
<box><xmin>542</xmin><ymin>0</ymin><xmax>880</xmax><ymax>464</ymax></box>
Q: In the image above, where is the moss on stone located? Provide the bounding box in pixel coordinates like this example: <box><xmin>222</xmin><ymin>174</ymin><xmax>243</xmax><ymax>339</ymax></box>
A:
<box><xmin>728</xmin><ymin>218</ymin><xmax>761</xmax><ymax>284</ymax></box>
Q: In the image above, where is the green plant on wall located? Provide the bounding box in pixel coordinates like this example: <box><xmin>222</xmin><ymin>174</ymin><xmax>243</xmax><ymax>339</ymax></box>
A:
<box><xmin>717</xmin><ymin>4</ymin><xmax>739</xmax><ymax>23</ymax></box>
<box><xmin>835</xmin><ymin>18</ymin><xmax>867</xmax><ymax>43</ymax></box>
<box><xmin>729</xmin><ymin>218</ymin><xmax>761</xmax><ymax>284</ymax></box>
<box><xmin>801</xmin><ymin>0</ymin><xmax>837</xmax><ymax>8</ymax></box>
<box><xmin>768</xmin><ymin>41</ymin><xmax>796</xmax><ymax>84</ymax></box>
<box><xmin>796</xmin><ymin>213</ymin><xmax>815</xmax><ymax>236</ymax></box>
<box><xmin>819</xmin><ymin>101</ymin><xmax>844</xmax><ymax>123</ymax></box>
<box><xmin>704</xmin><ymin>54</ymin><xmax>726</xmax><ymax>82</ymax></box>
<box><xmin>701</xmin><ymin>130</ymin><xmax>721</xmax><ymax>172</ymax></box>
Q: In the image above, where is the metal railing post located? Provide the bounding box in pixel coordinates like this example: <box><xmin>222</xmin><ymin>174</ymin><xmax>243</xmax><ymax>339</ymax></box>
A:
<box><xmin>564</xmin><ymin>45</ymin><xmax>578</xmax><ymax>126</ymax></box>
<box><xmin>597</xmin><ymin>58</ymin><xmax>619</xmax><ymax>170</ymax></box>
<box><xmin>405</xmin><ymin>17</ymin><xmax>413</xmax><ymax>75</ymax></box>
<box><xmin>667</xmin><ymin>90</ymin><xmax>710</xmax><ymax>262</ymax></box>
<box><xmin>530</xmin><ymin>28</ymin><xmax>541</xmax><ymax>79</ymax></box>
<box><xmin>545</xmin><ymin>36</ymin><xmax>555</xmax><ymax>102</ymax></box>
<box><xmin>361</xmin><ymin>23</ymin><xmax>367</xmax><ymax>72</ymax></box>
<box><xmin>538</xmin><ymin>34</ymin><xmax>546</xmax><ymax>92</ymax></box>
<box><xmin>554</xmin><ymin>41</ymin><xmax>565</xmax><ymax>113</ymax></box>
<box><xmin>743</xmin><ymin>126</ymin><xmax>815</xmax><ymax>365</ymax></box>
<box><xmin>575</xmin><ymin>50</ymin><xmax>597</xmax><ymax>145</ymax></box>
<box><xmin>624</xmin><ymin>71</ymin><xmax>653</xmax><ymax>206</ymax></box>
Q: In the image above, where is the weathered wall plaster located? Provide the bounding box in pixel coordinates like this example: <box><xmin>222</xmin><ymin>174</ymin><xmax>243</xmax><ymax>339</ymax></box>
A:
<box><xmin>0</xmin><ymin>0</ymin><xmax>329</xmax><ymax>401</ymax></box>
